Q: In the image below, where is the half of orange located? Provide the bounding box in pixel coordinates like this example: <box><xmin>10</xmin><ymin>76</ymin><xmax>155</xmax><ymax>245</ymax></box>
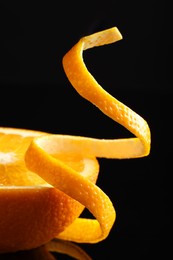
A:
<box><xmin>0</xmin><ymin>127</ymin><xmax>99</xmax><ymax>252</ymax></box>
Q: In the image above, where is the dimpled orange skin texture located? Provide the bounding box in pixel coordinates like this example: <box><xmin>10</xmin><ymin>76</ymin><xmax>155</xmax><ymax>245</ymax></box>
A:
<box><xmin>0</xmin><ymin>187</ymin><xmax>84</xmax><ymax>252</ymax></box>
<box><xmin>62</xmin><ymin>29</ymin><xmax>150</xmax><ymax>157</ymax></box>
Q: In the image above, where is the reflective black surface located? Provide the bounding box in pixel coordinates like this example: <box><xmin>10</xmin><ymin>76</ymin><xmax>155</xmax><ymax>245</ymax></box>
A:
<box><xmin>0</xmin><ymin>1</ymin><xmax>170</xmax><ymax>259</ymax></box>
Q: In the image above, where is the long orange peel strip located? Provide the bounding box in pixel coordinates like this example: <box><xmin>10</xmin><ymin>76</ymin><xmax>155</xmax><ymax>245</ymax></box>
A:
<box><xmin>25</xmin><ymin>27</ymin><xmax>151</xmax><ymax>243</ymax></box>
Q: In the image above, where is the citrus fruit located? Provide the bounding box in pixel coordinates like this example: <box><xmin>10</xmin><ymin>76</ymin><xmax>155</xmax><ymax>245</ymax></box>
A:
<box><xmin>0</xmin><ymin>127</ymin><xmax>99</xmax><ymax>253</ymax></box>
<box><xmin>0</xmin><ymin>27</ymin><xmax>151</xmax><ymax>253</ymax></box>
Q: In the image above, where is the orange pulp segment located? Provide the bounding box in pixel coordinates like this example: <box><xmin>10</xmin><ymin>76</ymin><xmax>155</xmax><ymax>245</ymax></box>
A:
<box><xmin>25</xmin><ymin>27</ymin><xmax>151</xmax><ymax>243</ymax></box>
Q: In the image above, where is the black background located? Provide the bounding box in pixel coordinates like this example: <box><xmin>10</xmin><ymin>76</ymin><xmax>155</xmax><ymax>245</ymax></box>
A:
<box><xmin>0</xmin><ymin>1</ymin><xmax>170</xmax><ymax>259</ymax></box>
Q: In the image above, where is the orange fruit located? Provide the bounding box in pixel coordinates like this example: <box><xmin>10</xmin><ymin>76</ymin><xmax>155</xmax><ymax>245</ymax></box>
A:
<box><xmin>0</xmin><ymin>27</ymin><xmax>151</xmax><ymax>253</ymax></box>
<box><xmin>0</xmin><ymin>127</ymin><xmax>99</xmax><ymax>253</ymax></box>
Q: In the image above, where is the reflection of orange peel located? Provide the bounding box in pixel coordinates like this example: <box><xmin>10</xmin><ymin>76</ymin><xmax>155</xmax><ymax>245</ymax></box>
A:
<box><xmin>25</xmin><ymin>27</ymin><xmax>151</xmax><ymax>243</ymax></box>
<box><xmin>2</xmin><ymin>240</ymin><xmax>91</xmax><ymax>260</ymax></box>
<box><xmin>47</xmin><ymin>239</ymin><xmax>92</xmax><ymax>260</ymax></box>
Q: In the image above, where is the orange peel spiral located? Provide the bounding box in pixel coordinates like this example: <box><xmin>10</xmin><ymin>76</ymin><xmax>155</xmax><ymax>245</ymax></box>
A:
<box><xmin>25</xmin><ymin>27</ymin><xmax>151</xmax><ymax>243</ymax></box>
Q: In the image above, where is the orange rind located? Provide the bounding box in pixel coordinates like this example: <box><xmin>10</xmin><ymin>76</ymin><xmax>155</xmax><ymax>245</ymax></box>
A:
<box><xmin>25</xmin><ymin>27</ymin><xmax>151</xmax><ymax>243</ymax></box>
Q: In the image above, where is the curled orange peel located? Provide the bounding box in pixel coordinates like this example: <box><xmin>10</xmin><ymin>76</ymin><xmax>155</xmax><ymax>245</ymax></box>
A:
<box><xmin>25</xmin><ymin>27</ymin><xmax>151</xmax><ymax>243</ymax></box>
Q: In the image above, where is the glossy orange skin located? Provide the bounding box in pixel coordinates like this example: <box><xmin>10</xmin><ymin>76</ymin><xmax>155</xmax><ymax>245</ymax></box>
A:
<box><xmin>0</xmin><ymin>186</ymin><xmax>84</xmax><ymax>253</ymax></box>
